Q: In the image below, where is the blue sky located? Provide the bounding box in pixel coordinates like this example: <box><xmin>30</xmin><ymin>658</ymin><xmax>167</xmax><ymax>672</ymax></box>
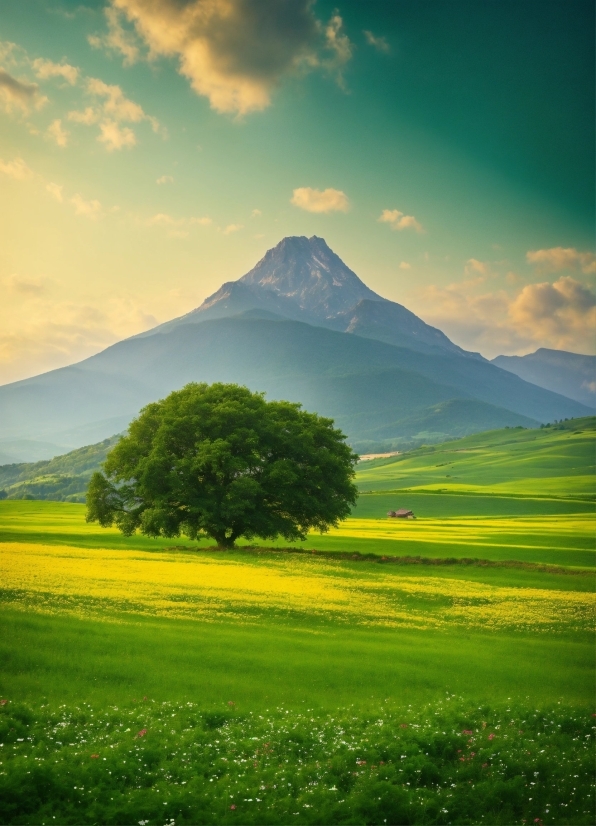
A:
<box><xmin>0</xmin><ymin>0</ymin><xmax>594</xmax><ymax>382</ymax></box>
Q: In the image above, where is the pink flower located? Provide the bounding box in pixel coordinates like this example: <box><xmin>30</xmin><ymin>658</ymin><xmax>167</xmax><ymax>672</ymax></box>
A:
<box><xmin>488</xmin><ymin>733</ymin><xmax>496</xmax><ymax>740</ymax></box>
<box><xmin>462</xmin><ymin>729</ymin><xmax>473</xmax><ymax>735</ymax></box>
<box><xmin>91</xmin><ymin>754</ymin><xmax>99</xmax><ymax>759</ymax></box>
<box><xmin>230</xmin><ymin>804</ymin><xmax>236</xmax><ymax>810</ymax></box>
<box><xmin>400</xmin><ymin>723</ymin><xmax>408</xmax><ymax>729</ymax></box>
<box><xmin>0</xmin><ymin>699</ymin><xmax>7</xmax><ymax>706</ymax></box>
<box><xmin>137</xmin><ymin>729</ymin><xmax>147</xmax><ymax>738</ymax></box>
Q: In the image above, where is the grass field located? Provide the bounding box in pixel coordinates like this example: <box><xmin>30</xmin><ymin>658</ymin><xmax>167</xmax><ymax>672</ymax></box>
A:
<box><xmin>0</xmin><ymin>422</ymin><xmax>594</xmax><ymax>824</ymax></box>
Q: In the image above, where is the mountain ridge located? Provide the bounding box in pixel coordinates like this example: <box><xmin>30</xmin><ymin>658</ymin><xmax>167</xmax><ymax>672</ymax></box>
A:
<box><xmin>0</xmin><ymin>236</ymin><xmax>592</xmax><ymax>461</ymax></box>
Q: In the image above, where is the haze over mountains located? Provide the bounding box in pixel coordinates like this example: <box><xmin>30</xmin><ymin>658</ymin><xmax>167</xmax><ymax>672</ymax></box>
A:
<box><xmin>0</xmin><ymin>236</ymin><xmax>592</xmax><ymax>463</ymax></box>
<box><xmin>492</xmin><ymin>349</ymin><xmax>596</xmax><ymax>408</ymax></box>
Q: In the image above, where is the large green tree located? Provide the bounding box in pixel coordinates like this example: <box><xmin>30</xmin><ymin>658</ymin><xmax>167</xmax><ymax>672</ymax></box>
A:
<box><xmin>86</xmin><ymin>383</ymin><xmax>358</xmax><ymax>549</ymax></box>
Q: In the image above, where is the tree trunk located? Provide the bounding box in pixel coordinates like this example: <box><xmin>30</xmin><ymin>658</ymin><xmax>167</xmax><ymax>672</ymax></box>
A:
<box><xmin>212</xmin><ymin>531</ymin><xmax>236</xmax><ymax>550</ymax></box>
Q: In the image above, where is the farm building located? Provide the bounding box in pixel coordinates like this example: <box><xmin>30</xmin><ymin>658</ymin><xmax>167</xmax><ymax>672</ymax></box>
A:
<box><xmin>387</xmin><ymin>509</ymin><xmax>416</xmax><ymax>519</ymax></box>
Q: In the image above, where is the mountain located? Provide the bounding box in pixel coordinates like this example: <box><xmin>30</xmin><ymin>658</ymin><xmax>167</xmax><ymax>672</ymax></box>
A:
<box><xmin>492</xmin><ymin>349</ymin><xmax>596</xmax><ymax>409</ymax></box>
<box><xmin>147</xmin><ymin>236</ymin><xmax>468</xmax><ymax>357</ymax></box>
<box><xmin>0</xmin><ymin>237</ymin><xmax>592</xmax><ymax>461</ymax></box>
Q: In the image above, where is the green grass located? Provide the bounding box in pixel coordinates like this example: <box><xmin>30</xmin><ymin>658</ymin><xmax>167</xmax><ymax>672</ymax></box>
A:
<box><xmin>1</xmin><ymin>696</ymin><xmax>594</xmax><ymax>825</ymax></box>
<box><xmin>0</xmin><ymin>421</ymin><xmax>594</xmax><ymax>824</ymax></box>
<box><xmin>355</xmin><ymin>419</ymin><xmax>596</xmax><ymax>497</ymax></box>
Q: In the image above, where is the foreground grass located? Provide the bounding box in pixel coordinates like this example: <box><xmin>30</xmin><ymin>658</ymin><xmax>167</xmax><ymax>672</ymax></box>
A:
<box><xmin>1</xmin><ymin>698</ymin><xmax>593</xmax><ymax>826</ymax></box>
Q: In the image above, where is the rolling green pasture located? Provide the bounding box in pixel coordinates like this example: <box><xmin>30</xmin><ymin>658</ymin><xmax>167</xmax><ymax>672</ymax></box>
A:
<box><xmin>355</xmin><ymin>419</ymin><xmax>595</xmax><ymax>497</ymax></box>
<box><xmin>0</xmin><ymin>422</ymin><xmax>594</xmax><ymax>824</ymax></box>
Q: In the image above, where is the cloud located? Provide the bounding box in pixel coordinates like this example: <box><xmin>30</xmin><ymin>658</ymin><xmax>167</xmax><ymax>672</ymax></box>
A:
<box><xmin>46</xmin><ymin>182</ymin><xmax>64</xmax><ymax>202</ymax></box>
<box><xmin>508</xmin><ymin>277</ymin><xmax>596</xmax><ymax>349</ymax></box>
<box><xmin>47</xmin><ymin>118</ymin><xmax>69</xmax><ymax>147</ymax></box>
<box><xmin>526</xmin><ymin>247</ymin><xmax>596</xmax><ymax>275</ymax></box>
<box><xmin>96</xmin><ymin>0</ymin><xmax>352</xmax><ymax>116</ymax></box>
<box><xmin>88</xmin><ymin>5</ymin><xmax>140</xmax><ymax>66</ymax></box>
<box><xmin>156</xmin><ymin>174</ymin><xmax>173</xmax><ymax>184</ymax></box>
<box><xmin>363</xmin><ymin>30</ymin><xmax>389</xmax><ymax>53</ymax></box>
<box><xmin>222</xmin><ymin>223</ymin><xmax>243</xmax><ymax>235</ymax></box>
<box><xmin>67</xmin><ymin>106</ymin><xmax>99</xmax><ymax>125</ymax></box>
<box><xmin>291</xmin><ymin>186</ymin><xmax>349</xmax><ymax>213</ymax></box>
<box><xmin>70</xmin><ymin>193</ymin><xmax>102</xmax><ymax>219</ymax></box>
<box><xmin>147</xmin><ymin>213</ymin><xmax>212</xmax><ymax>229</ymax></box>
<box><xmin>409</xmin><ymin>275</ymin><xmax>596</xmax><ymax>357</ymax></box>
<box><xmin>0</xmin><ymin>67</ymin><xmax>46</xmax><ymax>113</ymax></box>
<box><xmin>0</xmin><ymin>156</ymin><xmax>33</xmax><ymax>180</ymax></box>
<box><xmin>399</xmin><ymin>261</ymin><xmax>411</xmax><ymax>270</ymax></box>
<box><xmin>252</xmin><ymin>208</ymin><xmax>262</xmax><ymax>217</ymax></box>
<box><xmin>378</xmin><ymin>209</ymin><xmax>423</xmax><ymax>233</ymax></box>
<box><xmin>2</xmin><ymin>273</ymin><xmax>47</xmax><ymax>295</ymax></box>
<box><xmin>0</xmin><ymin>294</ymin><xmax>158</xmax><ymax>384</ymax></box>
<box><xmin>32</xmin><ymin>58</ymin><xmax>79</xmax><ymax>85</ymax></box>
<box><xmin>464</xmin><ymin>258</ymin><xmax>489</xmax><ymax>276</ymax></box>
<box><xmin>97</xmin><ymin>119</ymin><xmax>136</xmax><ymax>151</ymax></box>
<box><xmin>67</xmin><ymin>77</ymin><xmax>159</xmax><ymax>150</ymax></box>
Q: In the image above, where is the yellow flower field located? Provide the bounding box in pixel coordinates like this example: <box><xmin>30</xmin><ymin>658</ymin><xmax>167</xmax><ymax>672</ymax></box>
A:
<box><xmin>1</xmin><ymin>541</ymin><xmax>594</xmax><ymax>632</ymax></box>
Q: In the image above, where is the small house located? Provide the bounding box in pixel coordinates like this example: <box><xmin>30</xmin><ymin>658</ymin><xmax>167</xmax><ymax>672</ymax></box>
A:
<box><xmin>387</xmin><ymin>509</ymin><xmax>416</xmax><ymax>519</ymax></box>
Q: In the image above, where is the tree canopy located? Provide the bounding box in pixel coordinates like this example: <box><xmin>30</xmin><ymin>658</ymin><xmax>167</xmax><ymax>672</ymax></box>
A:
<box><xmin>86</xmin><ymin>382</ymin><xmax>358</xmax><ymax>548</ymax></box>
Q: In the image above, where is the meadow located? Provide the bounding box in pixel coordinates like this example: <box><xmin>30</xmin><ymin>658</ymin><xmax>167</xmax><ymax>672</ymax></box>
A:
<box><xmin>0</xmin><ymin>422</ymin><xmax>594</xmax><ymax>824</ymax></box>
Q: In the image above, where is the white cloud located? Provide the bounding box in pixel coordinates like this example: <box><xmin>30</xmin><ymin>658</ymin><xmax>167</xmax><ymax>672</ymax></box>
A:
<box><xmin>0</xmin><ymin>157</ymin><xmax>33</xmax><ymax>180</ymax></box>
<box><xmin>410</xmin><ymin>274</ymin><xmax>596</xmax><ymax>357</ymax></box>
<box><xmin>97</xmin><ymin>119</ymin><xmax>136</xmax><ymax>151</ymax></box>
<box><xmin>399</xmin><ymin>261</ymin><xmax>411</xmax><ymax>270</ymax></box>
<box><xmin>147</xmin><ymin>213</ymin><xmax>212</xmax><ymax>229</ymax></box>
<box><xmin>70</xmin><ymin>193</ymin><xmax>102</xmax><ymax>219</ymax></box>
<box><xmin>526</xmin><ymin>247</ymin><xmax>596</xmax><ymax>275</ymax></box>
<box><xmin>47</xmin><ymin>118</ymin><xmax>69</xmax><ymax>147</ymax></box>
<box><xmin>67</xmin><ymin>77</ymin><xmax>159</xmax><ymax>151</ymax></box>
<box><xmin>464</xmin><ymin>258</ymin><xmax>489</xmax><ymax>276</ymax></box>
<box><xmin>67</xmin><ymin>106</ymin><xmax>99</xmax><ymax>125</ymax></box>
<box><xmin>222</xmin><ymin>223</ymin><xmax>243</xmax><ymax>235</ymax></box>
<box><xmin>32</xmin><ymin>58</ymin><xmax>79</xmax><ymax>85</ymax></box>
<box><xmin>363</xmin><ymin>30</ymin><xmax>389</xmax><ymax>53</ymax></box>
<box><xmin>46</xmin><ymin>182</ymin><xmax>64</xmax><ymax>202</ymax></box>
<box><xmin>156</xmin><ymin>174</ymin><xmax>173</xmax><ymax>184</ymax></box>
<box><xmin>251</xmin><ymin>208</ymin><xmax>262</xmax><ymax>217</ymax></box>
<box><xmin>88</xmin><ymin>6</ymin><xmax>140</xmax><ymax>66</ymax></box>
<box><xmin>0</xmin><ymin>67</ymin><xmax>46</xmax><ymax>114</ymax></box>
<box><xmin>95</xmin><ymin>0</ymin><xmax>352</xmax><ymax>116</ymax></box>
<box><xmin>147</xmin><ymin>213</ymin><xmax>175</xmax><ymax>226</ymax></box>
<box><xmin>378</xmin><ymin>209</ymin><xmax>423</xmax><ymax>233</ymax></box>
<box><xmin>87</xmin><ymin>77</ymin><xmax>156</xmax><ymax>127</ymax></box>
<box><xmin>291</xmin><ymin>186</ymin><xmax>349</xmax><ymax>214</ymax></box>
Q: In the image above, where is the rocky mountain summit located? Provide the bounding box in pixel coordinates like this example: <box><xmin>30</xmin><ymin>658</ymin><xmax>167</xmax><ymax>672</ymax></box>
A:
<box><xmin>155</xmin><ymin>236</ymin><xmax>468</xmax><ymax>357</ymax></box>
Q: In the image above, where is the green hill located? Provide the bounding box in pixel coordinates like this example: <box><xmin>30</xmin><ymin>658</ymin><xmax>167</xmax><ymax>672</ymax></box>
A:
<box><xmin>0</xmin><ymin>436</ymin><xmax>120</xmax><ymax>503</ymax></box>
<box><xmin>356</xmin><ymin>416</ymin><xmax>596</xmax><ymax>499</ymax></box>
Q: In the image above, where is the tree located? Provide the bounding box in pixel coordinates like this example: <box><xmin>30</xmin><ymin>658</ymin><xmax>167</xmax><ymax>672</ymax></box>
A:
<box><xmin>86</xmin><ymin>382</ymin><xmax>358</xmax><ymax>549</ymax></box>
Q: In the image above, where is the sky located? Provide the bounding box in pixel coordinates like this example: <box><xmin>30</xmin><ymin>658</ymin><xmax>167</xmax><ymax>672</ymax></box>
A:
<box><xmin>0</xmin><ymin>0</ymin><xmax>594</xmax><ymax>384</ymax></box>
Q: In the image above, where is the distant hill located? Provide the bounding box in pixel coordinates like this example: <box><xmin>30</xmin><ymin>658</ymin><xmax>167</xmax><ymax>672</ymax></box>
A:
<box><xmin>0</xmin><ymin>237</ymin><xmax>592</xmax><ymax>461</ymax></box>
<box><xmin>2</xmin><ymin>417</ymin><xmax>593</xmax><ymax>504</ymax></box>
<box><xmin>492</xmin><ymin>349</ymin><xmax>596</xmax><ymax>408</ymax></box>
<box><xmin>356</xmin><ymin>415</ymin><xmax>596</xmax><ymax>499</ymax></box>
<box><xmin>0</xmin><ymin>436</ymin><xmax>120</xmax><ymax>503</ymax></box>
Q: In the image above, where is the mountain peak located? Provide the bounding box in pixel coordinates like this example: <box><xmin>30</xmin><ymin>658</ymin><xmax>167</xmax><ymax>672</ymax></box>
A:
<box><xmin>238</xmin><ymin>235</ymin><xmax>382</xmax><ymax>319</ymax></box>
